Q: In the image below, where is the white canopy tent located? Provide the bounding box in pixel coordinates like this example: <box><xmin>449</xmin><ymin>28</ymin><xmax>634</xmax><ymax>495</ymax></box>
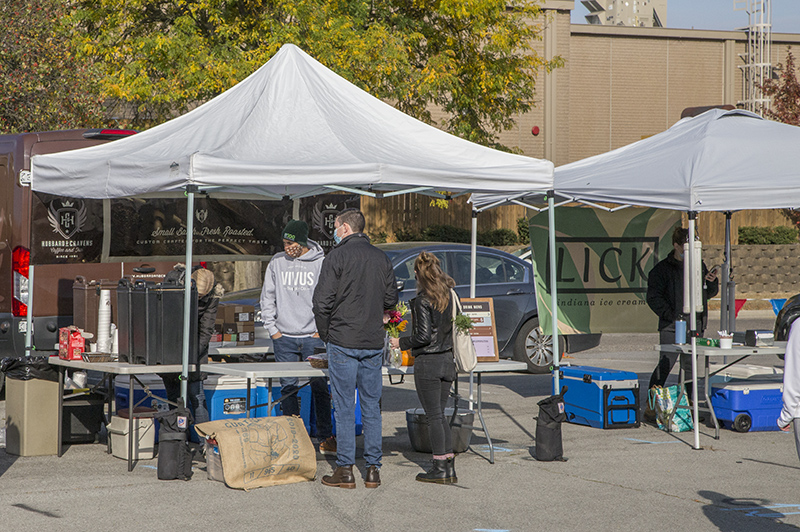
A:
<box><xmin>550</xmin><ymin>108</ymin><xmax>800</xmax><ymax>449</ymax></box>
<box><xmin>31</xmin><ymin>44</ymin><xmax>554</xmax><ymax>400</ymax></box>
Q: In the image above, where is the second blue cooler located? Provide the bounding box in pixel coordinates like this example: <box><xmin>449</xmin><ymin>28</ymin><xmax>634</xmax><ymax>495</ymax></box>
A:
<box><xmin>560</xmin><ymin>365</ymin><xmax>640</xmax><ymax>429</ymax></box>
<box><xmin>710</xmin><ymin>378</ymin><xmax>783</xmax><ymax>432</ymax></box>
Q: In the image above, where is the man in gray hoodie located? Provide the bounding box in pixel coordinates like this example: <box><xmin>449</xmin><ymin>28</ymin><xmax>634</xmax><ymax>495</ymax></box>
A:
<box><xmin>260</xmin><ymin>219</ymin><xmax>335</xmax><ymax>454</ymax></box>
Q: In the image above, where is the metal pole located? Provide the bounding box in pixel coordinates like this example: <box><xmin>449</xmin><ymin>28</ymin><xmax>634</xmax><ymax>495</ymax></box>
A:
<box><xmin>25</xmin><ymin>265</ymin><xmax>34</xmax><ymax>356</ymax></box>
<box><xmin>470</xmin><ymin>210</ymin><xmax>477</xmax><ymax>299</ymax></box>
<box><xmin>548</xmin><ymin>192</ymin><xmax>560</xmax><ymax>394</ymax></box>
<box><xmin>720</xmin><ymin>212</ymin><xmax>731</xmax><ymax>333</ymax></box>
<box><xmin>181</xmin><ymin>186</ymin><xmax>197</xmax><ymax>403</ymax></box>
<box><xmin>688</xmin><ymin>213</ymin><xmax>700</xmax><ymax>450</ymax></box>
<box><xmin>468</xmin><ymin>209</ymin><xmax>478</xmax><ymax>409</ymax></box>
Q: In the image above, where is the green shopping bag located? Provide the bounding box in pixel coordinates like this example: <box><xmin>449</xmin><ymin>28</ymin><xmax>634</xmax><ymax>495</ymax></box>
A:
<box><xmin>650</xmin><ymin>385</ymin><xmax>693</xmax><ymax>433</ymax></box>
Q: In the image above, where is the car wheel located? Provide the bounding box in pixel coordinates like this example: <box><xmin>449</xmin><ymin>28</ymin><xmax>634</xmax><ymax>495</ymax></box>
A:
<box><xmin>513</xmin><ymin>318</ymin><xmax>565</xmax><ymax>374</ymax></box>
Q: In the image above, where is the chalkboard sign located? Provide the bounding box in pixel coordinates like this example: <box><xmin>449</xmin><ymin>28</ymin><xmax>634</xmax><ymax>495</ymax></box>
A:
<box><xmin>460</xmin><ymin>298</ymin><xmax>500</xmax><ymax>363</ymax></box>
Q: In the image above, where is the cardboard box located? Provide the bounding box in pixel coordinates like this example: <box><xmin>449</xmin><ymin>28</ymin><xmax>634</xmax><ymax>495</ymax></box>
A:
<box><xmin>236</xmin><ymin>322</ymin><xmax>255</xmax><ymax>333</ymax></box>
<box><xmin>222</xmin><ymin>322</ymin><xmax>237</xmax><ymax>335</ymax></box>
<box><xmin>220</xmin><ymin>304</ymin><xmax>255</xmax><ymax>323</ymax></box>
<box><xmin>223</xmin><ymin>333</ymin><xmax>238</xmax><ymax>343</ymax></box>
<box><xmin>234</xmin><ymin>311</ymin><xmax>254</xmax><ymax>323</ymax></box>
<box><xmin>236</xmin><ymin>331</ymin><xmax>255</xmax><ymax>345</ymax></box>
<box><xmin>58</xmin><ymin>327</ymin><xmax>85</xmax><ymax>360</ymax></box>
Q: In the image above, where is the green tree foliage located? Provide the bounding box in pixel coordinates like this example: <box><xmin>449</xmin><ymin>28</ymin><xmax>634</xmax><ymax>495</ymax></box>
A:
<box><xmin>0</xmin><ymin>0</ymin><xmax>105</xmax><ymax>133</ymax></box>
<box><xmin>73</xmin><ymin>0</ymin><xmax>562</xmax><ymax>146</ymax></box>
<box><xmin>738</xmin><ymin>226</ymin><xmax>798</xmax><ymax>245</ymax></box>
<box><xmin>763</xmin><ymin>48</ymin><xmax>800</xmax><ymax>126</ymax></box>
<box><xmin>761</xmin><ymin>49</ymin><xmax>800</xmax><ymax>229</ymax></box>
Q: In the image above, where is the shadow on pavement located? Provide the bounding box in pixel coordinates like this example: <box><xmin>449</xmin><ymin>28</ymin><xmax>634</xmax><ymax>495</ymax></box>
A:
<box><xmin>699</xmin><ymin>490</ymin><xmax>800</xmax><ymax>531</ymax></box>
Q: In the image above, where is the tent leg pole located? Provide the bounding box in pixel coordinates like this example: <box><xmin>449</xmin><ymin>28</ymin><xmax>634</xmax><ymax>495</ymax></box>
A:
<box><xmin>688</xmin><ymin>214</ymin><xmax>700</xmax><ymax>450</ymax></box>
<box><xmin>548</xmin><ymin>192</ymin><xmax>559</xmax><ymax>394</ymax></box>
<box><xmin>181</xmin><ymin>186</ymin><xmax>197</xmax><ymax>404</ymax></box>
<box><xmin>468</xmin><ymin>209</ymin><xmax>477</xmax><ymax>409</ymax></box>
<box><xmin>470</xmin><ymin>210</ymin><xmax>477</xmax><ymax>299</ymax></box>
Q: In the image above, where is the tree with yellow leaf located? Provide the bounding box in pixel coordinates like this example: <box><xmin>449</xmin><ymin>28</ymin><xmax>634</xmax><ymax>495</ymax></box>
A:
<box><xmin>0</xmin><ymin>0</ymin><xmax>105</xmax><ymax>133</ymax></box>
<box><xmin>73</xmin><ymin>0</ymin><xmax>562</xmax><ymax>148</ymax></box>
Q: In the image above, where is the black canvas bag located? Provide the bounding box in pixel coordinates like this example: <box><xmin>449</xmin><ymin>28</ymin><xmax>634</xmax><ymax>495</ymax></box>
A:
<box><xmin>534</xmin><ymin>386</ymin><xmax>568</xmax><ymax>462</ymax></box>
<box><xmin>155</xmin><ymin>402</ymin><xmax>194</xmax><ymax>480</ymax></box>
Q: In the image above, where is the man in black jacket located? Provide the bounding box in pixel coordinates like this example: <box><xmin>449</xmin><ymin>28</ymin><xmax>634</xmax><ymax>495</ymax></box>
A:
<box><xmin>646</xmin><ymin>227</ymin><xmax>718</xmax><ymax>392</ymax></box>
<box><xmin>313</xmin><ymin>208</ymin><xmax>398</xmax><ymax>489</ymax></box>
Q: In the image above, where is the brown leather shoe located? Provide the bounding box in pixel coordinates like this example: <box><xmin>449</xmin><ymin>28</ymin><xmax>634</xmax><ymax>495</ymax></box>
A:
<box><xmin>322</xmin><ymin>465</ymin><xmax>356</xmax><ymax>489</ymax></box>
<box><xmin>365</xmin><ymin>465</ymin><xmax>381</xmax><ymax>488</ymax></box>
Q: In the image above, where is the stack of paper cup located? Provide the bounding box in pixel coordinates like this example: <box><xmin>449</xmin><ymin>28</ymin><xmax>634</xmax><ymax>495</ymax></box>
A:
<box><xmin>97</xmin><ymin>289</ymin><xmax>112</xmax><ymax>353</ymax></box>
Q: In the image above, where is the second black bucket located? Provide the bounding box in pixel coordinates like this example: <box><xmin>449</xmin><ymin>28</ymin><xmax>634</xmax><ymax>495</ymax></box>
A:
<box><xmin>406</xmin><ymin>407</ymin><xmax>474</xmax><ymax>453</ymax></box>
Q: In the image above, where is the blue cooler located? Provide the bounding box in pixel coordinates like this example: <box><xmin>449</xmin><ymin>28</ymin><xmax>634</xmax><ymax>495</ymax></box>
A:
<box><xmin>329</xmin><ymin>388</ymin><xmax>363</xmax><ymax>437</ymax></box>
<box><xmin>257</xmin><ymin>380</ymin><xmax>313</xmax><ymax>433</ymax></box>
<box><xmin>114</xmin><ymin>375</ymin><xmax>169</xmax><ymax>414</ymax></box>
<box><xmin>710</xmin><ymin>378</ymin><xmax>784</xmax><ymax>432</ymax></box>
<box><xmin>114</xmin><ymin>375</ymin><xmax>167</xmax><ymax>441</ymax></box>
<box><xmin>205</xmin><ymin>375</ymin><xmax>269</xmax><ymax>420</ymax></box>
<box><xmin>560</xmin><ymin>366</ymin><xmax>640</xmax><ymax>429</ymax></box>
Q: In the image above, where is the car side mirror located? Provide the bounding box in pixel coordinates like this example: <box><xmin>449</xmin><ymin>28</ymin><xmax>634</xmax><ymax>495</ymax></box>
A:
<box><xmin>396</xmin><ymin>280</ymin><xmax>405</xmax><ymax>291</ymax></box>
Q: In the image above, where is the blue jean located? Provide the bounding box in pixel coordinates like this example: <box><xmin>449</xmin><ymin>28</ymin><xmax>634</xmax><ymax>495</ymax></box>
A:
<box><xmin>327</xmin><ymin>343</ymin><xmax>383</xmax><ymax>468</ymax></box>
<box><xmin>272</xmin><ymin>335</ymin><xmax>332</xmax><ymax>439</ymax></box>
<box><xmin>162</xmin><ymin>376</ymin><xmax>209</xmax><ymax>425</ymax></box>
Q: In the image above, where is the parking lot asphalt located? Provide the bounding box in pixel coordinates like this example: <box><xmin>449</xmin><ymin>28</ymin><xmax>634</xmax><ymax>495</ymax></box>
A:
<box><xmin>1</xmin><ymin>311</ymin><xmax>798</xmax><ymax>532</ymax></box>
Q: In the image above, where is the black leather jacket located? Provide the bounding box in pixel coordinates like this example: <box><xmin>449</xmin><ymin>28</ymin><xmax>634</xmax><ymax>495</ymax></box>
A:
<box><xmin>399</xmin><ymin>295</ymin><xmax>454</xmax><ymax>356</ymax></box>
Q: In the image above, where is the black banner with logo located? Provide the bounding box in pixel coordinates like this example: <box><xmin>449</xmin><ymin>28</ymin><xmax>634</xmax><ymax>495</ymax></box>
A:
<box><xmin>31</xmin><ymin>194</ymin><xmax>104</xmax><ymax>263</ymax></box>
<box><xmin>109</xmin><ymin>197</ymin><xmax>292</xmax><ymax>259</ymax></box>
<box><xmin>31</xmin><ymin>193</ymin><xmax>362</xmax><ymax>264</ymax></box>
<box><xmin>300</xmin><ymin>194</ymin><xmax>361</xmax><ymax>253</ymax></box>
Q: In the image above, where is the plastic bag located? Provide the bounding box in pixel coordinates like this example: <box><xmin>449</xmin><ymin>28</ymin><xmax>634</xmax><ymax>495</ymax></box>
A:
<box><xmin>652</xmin><ymin>385</ymin><xmax>693</xmax><ymax>432</ymax></box>
<box><xmin>0</xmin><ymin>355</ymin><xmax>59</xmax><ymax>382</ymax></box>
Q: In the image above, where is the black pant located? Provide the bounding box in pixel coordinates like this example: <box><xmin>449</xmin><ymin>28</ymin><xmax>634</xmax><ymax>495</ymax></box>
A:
<box><xmin>414</xmin><ymin>352</ymin><xmax>456</xmax><ymax>456</ymax></box>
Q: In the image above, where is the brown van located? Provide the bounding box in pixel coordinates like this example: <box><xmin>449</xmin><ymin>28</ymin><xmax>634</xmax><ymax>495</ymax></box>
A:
<box><xmin>0</xmin><ymin>129</ymin><xmax>173</xmax><ymax>391</ymax></box>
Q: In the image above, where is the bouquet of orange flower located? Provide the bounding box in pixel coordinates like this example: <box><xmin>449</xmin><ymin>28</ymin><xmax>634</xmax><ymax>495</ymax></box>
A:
<box><xmin>384</xmin><ymin>301</ymin><xmax>409</xmax><ymax>338</ymax></box>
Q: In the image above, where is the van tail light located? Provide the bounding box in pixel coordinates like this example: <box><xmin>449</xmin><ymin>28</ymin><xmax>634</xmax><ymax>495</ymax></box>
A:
<box><xmin>12</xmin><ymin>246</ymin><xmax>30</xmax><ymax>317</ymax></box>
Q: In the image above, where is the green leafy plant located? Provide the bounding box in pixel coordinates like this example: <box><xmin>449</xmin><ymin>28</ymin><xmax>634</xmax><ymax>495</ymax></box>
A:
<box><xmin>394</xmin><ymin>228</ymin><xmax>421</xmax><ymax>242</ymax></box>
<box><xmin>453</xmin><ymin>313</ymin><xmax>474</xmax><ymax>334</ymax></box>
<box><xmin>738</xmin><ymin>226</ymin><xmax>798</xmax><ymax>244</ymax></box>
<box><xmin>477</xmin><ymin>228</ymin><xmax>519</xmax><ymax>246</ymax></box>
<box><xmin>517</xmin><ymin>217</ymin><xmax>530</xmax><ymax>244</ymax></box>
<box><xmin>421</xmin><ymin>224</ymin><xmax>471</xmax><ymax>243</ymax></box>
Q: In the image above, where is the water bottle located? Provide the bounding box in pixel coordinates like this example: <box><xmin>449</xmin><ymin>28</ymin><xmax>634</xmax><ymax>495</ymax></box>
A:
<box><xmin>674</xmin><ymin>319</ymin><xmax>687</xmax><ymax>344</ymax></box>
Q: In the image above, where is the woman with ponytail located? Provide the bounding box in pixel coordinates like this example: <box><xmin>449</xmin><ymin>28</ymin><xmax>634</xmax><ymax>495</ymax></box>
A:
<box><xmin>390</xmin><ymin>252</ymin><xmax>458</xmax><ymax>484</ymax></box>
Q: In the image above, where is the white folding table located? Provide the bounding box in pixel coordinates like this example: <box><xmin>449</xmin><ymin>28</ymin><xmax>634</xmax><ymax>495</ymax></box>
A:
<box><xmin>655</xmin><ymin>342</ymin><xmax>786</xmax><ymax>438</ymax></box>
<box><xmin>48</xmin><ymin>357</ymin><xmax>194</xmax><ymax>471</ymax></box>
<box><xmin>201</xmin><ymin>359</ymin><xmax>528</xmax><ymax>463</ymax></box>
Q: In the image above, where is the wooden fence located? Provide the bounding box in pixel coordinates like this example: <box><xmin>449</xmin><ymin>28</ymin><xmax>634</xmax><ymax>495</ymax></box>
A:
<box><xmin>361</xmin><ymin>194</ymin><xmax>796</xmax><ymax>245</ymax></box>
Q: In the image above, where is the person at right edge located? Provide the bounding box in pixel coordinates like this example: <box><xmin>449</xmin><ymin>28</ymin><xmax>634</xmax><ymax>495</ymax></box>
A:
<box><xmin>390</xmin><ymin>252</ymin><xmax>458</xmax><ymax>484</ymax></box>
<box><xmin>778</xmin><ymin>318</ymin><xmax>800</xmax><ymax>461</ymax></box>
<box><xmin>312</xmin><ymin>208</ymin><xmax>398</xmax><ymax>489</ymax></box>
<box><xmin>645</xmin><ymin>226</ymin><xmax>718</xmax><ymax>419</ymax></box>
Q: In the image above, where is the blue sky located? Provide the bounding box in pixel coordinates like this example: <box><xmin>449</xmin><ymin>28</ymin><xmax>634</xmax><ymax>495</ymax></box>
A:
<box><xmin>570</xmin><ymin>0</ymin><xmax>800</xmax><ymax>34</ymax></box>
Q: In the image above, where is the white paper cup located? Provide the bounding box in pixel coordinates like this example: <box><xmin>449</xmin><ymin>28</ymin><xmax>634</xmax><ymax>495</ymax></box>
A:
<box><xmin>719</xmin><ymin>337</ymin><xmax>733</xmax><ymax>349</ymax></box>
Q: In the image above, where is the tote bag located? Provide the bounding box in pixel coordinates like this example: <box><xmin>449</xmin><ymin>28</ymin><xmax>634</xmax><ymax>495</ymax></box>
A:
<box><xmin>451</xmin><ymin>290</ymin><xmax>478</xmax><ymax>373</ymax></box>
<box><xmin>651</xmin><ymin>385</ymin><xmax>694</xmax><ymax>433</ymax></box>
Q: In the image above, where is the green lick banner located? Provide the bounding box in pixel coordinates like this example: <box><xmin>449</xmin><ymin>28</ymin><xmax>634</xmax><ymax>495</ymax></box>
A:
<box><xmin>529</xmin><ymin>207</ymin><xmax>681</xmax><ymax>334</ymax></box>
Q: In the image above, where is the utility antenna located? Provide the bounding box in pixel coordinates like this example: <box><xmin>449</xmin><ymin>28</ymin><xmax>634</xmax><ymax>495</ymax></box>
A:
<box><xmin>734</xmin><ymin>0</ymin><xmax>772</xmax><ymax>116</ymax></box>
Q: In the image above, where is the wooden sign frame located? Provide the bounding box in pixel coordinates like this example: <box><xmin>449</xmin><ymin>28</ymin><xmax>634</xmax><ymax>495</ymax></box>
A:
<box><xmin>461</xmin><ymin>298</ymin><xmax>500</xmax><ymax>363</ymax></box>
